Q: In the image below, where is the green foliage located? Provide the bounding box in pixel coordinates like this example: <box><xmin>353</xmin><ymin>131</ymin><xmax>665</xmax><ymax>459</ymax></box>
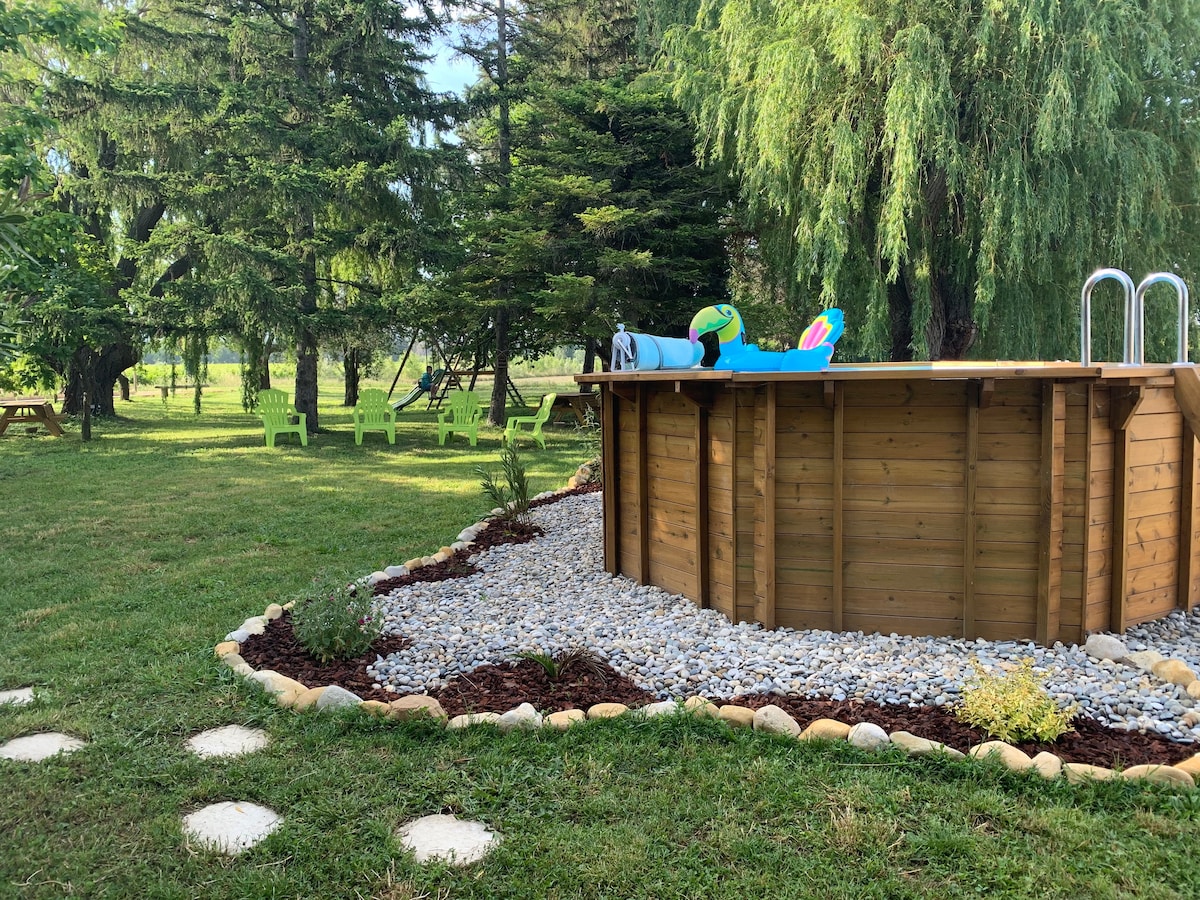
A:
<box><xmin>289</xmin><ymin>575</ymin><xmax>383</xmax><ymax>665</ymax></box>
<box><xmin>665</xmin><ymin>0</ymin><xmax>1200</xmax><ymax>362</ymax></box>
<box><xmin>477</xmin><ymin>441</ymin><xmax>532</xmax><ymax>526</ymax></box>
<box><xmin>575</xmin><ymin>404</ymin><xmax>602</xmax><ymax>482</ymax></box>
<box><xmin>514</xmin><ymin>646</ymin><xmax>610</xmax><ymax>681</ymax></box>
<box><xmin>955</xmin><ymin>658</ymin><xmax>1077</xmax><ymax>743</ymax></box>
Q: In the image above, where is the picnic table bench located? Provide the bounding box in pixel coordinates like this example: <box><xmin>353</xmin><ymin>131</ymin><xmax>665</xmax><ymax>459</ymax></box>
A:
<box><xmin>0</xmin><ymin>398</ymin><xmax>65</xmax><ymax>436</ymax></box>
<box><xmin>549</xmin><ymin>391</ymin><xmax>599</xmax><ymax>425</ymax></box>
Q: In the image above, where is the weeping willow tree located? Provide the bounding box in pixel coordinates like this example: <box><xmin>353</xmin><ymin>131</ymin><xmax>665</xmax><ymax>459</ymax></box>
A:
<box><xmin>665</xmin><ymin>0</ymin><xmax>1200</xmax><ymax>361</ymax></box>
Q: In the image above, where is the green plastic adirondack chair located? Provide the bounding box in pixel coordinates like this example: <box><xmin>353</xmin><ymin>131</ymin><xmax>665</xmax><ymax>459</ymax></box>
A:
<box><xmin>257</xmin><ymin>388</ymin><xmax>308</xmax><ymax>448</ymax></box>
<box><xmin>352</xmin><ymin>388</ymin><xmax>396</xmax><ymax>445</ymax></box>
<box><xmin>503</xmin><ymin>392</ymin><xmax>556</xmax><ymax>449</ymax></box>
<box><xmin>437</xmin><ymin>390</ymin><xmax>482</xmax><ymax>446</ymax></box>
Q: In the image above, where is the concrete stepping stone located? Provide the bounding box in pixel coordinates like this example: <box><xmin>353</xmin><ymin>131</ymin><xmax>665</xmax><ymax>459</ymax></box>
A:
<box><xmin>0</xmin><ymin>732</ymin><xmax>86</xmax><ymax>761</ymax></box>
<box><xmin>187</xmin><ymin>725</ymin><xmax>270</xmax><ymax>759</ymax></box>
<box><xmin>396</xmin><ymin>814</ymin><xmax>498</xmax><ymax>865</ymax></box>
<box><xmin>0</xmin><ymin>687</ymin><xmax>35</xmax><ymax>706</ymax></box>
<box><xmin>182</xmin><ymin>801</ymin><xmax>282</xmax><ymax>855</ymax></box>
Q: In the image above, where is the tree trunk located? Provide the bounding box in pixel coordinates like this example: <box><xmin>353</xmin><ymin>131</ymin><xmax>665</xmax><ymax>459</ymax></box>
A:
<box><xmin>887</xmin><ymin>279</ymin><xmax>914</xmax><ymax>362</ymax></box>
<box><xmin>64</xmin><ymin>342</ymin><xmax>137</xmax><ymax>416</ymax></box>
<box><xmin>489</xmin><ymin>305</ymin><xmax>510</xmax><ymax>425</ymax></box>
<box><xmin>290</xmin><ymin>1</ymin><xmax>319</xmax><ymax>432</ymax></box>
<box><xmin>929</xmin><ymin>271</ymin><xmax>977</xmax><ymax>360</ymax></box>
<box><xmin>295</xmin><ymin>320</ymin><xmax>319</xmax><ymax>431</ymax></box>
<box><xmin>580</xmin><ymin>339</ymin><xmax>596</xmax><ymax>392</ymax></box>
<box><xmin>343</xmin><ymin>348</ymin><xmax>360</xmax><ymax>406</ymax></box>
<box><xmin>487</xmin><ymin>0</ymin><xmax>513</xmax><ymax>426</ymax></box>
<box><xmin>117</xmin><ymin>374</ymin><xmax>130</xmax><ymax>401</ymax></box>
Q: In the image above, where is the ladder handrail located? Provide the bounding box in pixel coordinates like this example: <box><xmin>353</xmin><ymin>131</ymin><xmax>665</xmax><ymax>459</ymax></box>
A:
<box><xmin>1080</xmin><ymin>268</ymin><xmax>1137</xmax><ymax>366</ymax></box>
<box><xmin>1134</xmin><ymin>272</ymin><xmax>1190</xmax><ymax>365</ymax></box>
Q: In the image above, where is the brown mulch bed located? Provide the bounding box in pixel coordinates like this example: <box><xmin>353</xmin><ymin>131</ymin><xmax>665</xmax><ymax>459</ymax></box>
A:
<box><xmin>235</xmin><ymin>479</ymin><xmax>1197</xmax><ymax>769</ymax></box>
<box><xmin>237</xmin><ymin>612</ymin><xmax>1195</xmax><ymax>769</ymax></box>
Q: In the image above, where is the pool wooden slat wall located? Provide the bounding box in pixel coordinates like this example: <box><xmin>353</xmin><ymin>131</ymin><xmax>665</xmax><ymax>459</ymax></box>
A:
<box><xmin>589</xmin><ymin>365</ymin><xmax>1200</xmax><ymax>643</ymax></box>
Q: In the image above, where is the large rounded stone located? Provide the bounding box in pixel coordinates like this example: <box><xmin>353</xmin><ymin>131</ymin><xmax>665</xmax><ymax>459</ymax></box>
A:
<box><xmin>497</xmin><ymin>703</ymin><xmax>543</xmax><ymax>732</ymax></box>
<box><xmin>969</xmin><ymin>741</ymin><xmax>1034</xmax><ymax>772</ymax></box>
<box><xmin>545</xmin><ymin>709</ymin><xmax>586</xmax><ymax>730</ymax></box>
<box><xmin>292</xmin><ymin>686</ymin><xmax>328</xmax><ymax>711</ymax></box>
<box><xmin>683</xmin><ymin>696</ymin><xmax>720</xmax><ymax>718</ymax></box>
<box><xmin>182</xmin><ymin>802</ymin><xmax>282</xmax><ymax>855</ymax></box>
<box><xmin>1063</xmin><ymin>762</ymin><xmax>1115</xmax><ymax>783</ymax></box>
<box><xmin>0</xmin><ymin>687</ymin><xmax>35</xmax><ymax>706</ymax></box>
<box><xmin>718</xmin><ymin>705</ymin><xmax>756</xmax><ymax>729</ymax></box>
<box><xmin>388</xmin><ymin>695</ymin><xmax>448</xmax><ymax>722</ymax></box>
<box><xmin>1120</xmin><ymin>764</ymin><xmax>1195</xmax><ymax>788</ymax></box>
<box><xmin>448</xmin><ymin>712</ymin><xmax>502</xmax><ymax>730</ymax></box>
<box><xmin>1174</xmin><ymin>753</ymin><xmax>1200</xmax><ymax>777</ymax></box>
<box><xmin>799</xmin><ymin>718</ymin><xmax>852</xmax><ymax>742</ymax></box>
<box><xmin>753</xmin><ymin>705</ymin><xmax>801</xmax><ymax>738</ymax></box>
<box><xmin>639</xmin><ymin>700</ymin><xmax>680</xmax><ymax>718</ymax></box>
<box><xmin>587</xmin><ymin>702</ymin><xmax>628</xmax><ymax>720</ymax></box>
<box><xmin>396</xmin><ymin>814</ymin><xmax>498</xmax><ymax>865</ymax></box>
<box><xmin>315</xmin><ymin>685</ymin><xmax>363</xmax><ymax>711</ymax></box>
<box><xmin>1151</xmin><ymin>659</ymin><xmax>1198</xmax><ymax>686</ymax></box>
<box><xmin>0</xmin><ymin>732</ymin><xmax>86</xmax><ymax>761</ymax></box>
<box><xmin>889</xmin><ymin>731</ymin><xmax>966</xmax><ymax>759</ymax></box>
<box><xmin>239</xmin><ymin>617</ymin><xmax>268</xmax><ymax>636</ymax></box>
<box><xmin>1126</xmin><ymin>650</ymin><xmax>1165</xmax><ymax>672</ymax></box>
<box><xmin>847</xmin><ymin>722</ymin><xmax>890</xmax><ymax>751</ymax></box>
<box><xmin>263</xmin><ymin>604</ymin><xmax>284</xmax><ymax>621</ymax></box>
<box><xmin>187</xmin><ymin>725</ymin><xmax>270</xmax><ymax>759</ymax></box>
<box><xmin>250</xmin><ymin>670</ymin><xmax>308</xmax><ymax>698</ymax></box>
<box><xmin>1083</xmin><ymin>634</ymin><xmax>1128</xmax><ymax>661</ymax></box>
<box><xmin>213</xmin><ymin>641</ymin><xmax>240</xmax><ymax>659</ymax></box>
<box><xmin>359</xmin><ymin>700</ymin><xmax>391</xmax><ymax>718</ymax></box>
<box><xmin>1031</xmin><ymin>751</ymin><xmax>1063</xmax><ymax>779</ymax></box>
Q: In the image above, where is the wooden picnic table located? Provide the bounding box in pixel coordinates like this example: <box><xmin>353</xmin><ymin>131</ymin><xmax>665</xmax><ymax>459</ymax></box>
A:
<box><xmin>0</xmin><ymin>398</ymin><xmax>64</xmax><ymax>436</ymax></box>
<box><xmin>550</xmin><ymin>391</ymin><xmax>600</xmax><ymax>425</ymax></box>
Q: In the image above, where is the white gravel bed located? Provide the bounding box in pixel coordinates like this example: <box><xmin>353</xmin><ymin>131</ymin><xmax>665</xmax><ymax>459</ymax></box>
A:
<box><xmin>373</xmin><ymin>492</ymin><xmax>1200</xmax><ymax>743</ymax></box>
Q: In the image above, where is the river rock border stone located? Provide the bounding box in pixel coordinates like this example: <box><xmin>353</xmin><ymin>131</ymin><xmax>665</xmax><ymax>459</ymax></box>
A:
<box><xmin>215</xmin><ymin>467</ymin><xmax>1200</xmax><ymax>791</ymax></box>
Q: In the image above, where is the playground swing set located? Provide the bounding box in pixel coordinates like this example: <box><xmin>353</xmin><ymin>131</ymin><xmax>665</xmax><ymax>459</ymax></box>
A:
<box><xmin>386</xmin><ymin>329</ymin><xmax>525</xmax><ymax>412</ymax></box>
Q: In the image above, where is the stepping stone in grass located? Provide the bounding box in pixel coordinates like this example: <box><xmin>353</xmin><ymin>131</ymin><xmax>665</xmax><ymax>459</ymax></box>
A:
<box><xmin>0</xmin><ymin>732</ymin><xmax>86</xmax><ymax>762</ymax></box>
<box><xmin>0</xmin><ymin>687</ymin><xmax>35</xmax><ymax>706</ymax></box>
<box><xmin>187</xmin><ymin>725</ymin><xmax>270</xmax><ymax>759</ymax></box>
<box><xmin>396</xmin><ymin>814</ymin><xmax>498</xmax><ymax>865</ymax></box>
<box><xmin>182</xmin><ymin>802</ymin><xmax>282</xmax><ymax>855</ymax></box>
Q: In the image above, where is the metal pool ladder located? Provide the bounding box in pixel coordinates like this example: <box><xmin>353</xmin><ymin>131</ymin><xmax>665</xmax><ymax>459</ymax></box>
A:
<box><xmin>1080</xmin><ymin>269</ymin><xmax>1190</xmax><ymax>365</ymax></box>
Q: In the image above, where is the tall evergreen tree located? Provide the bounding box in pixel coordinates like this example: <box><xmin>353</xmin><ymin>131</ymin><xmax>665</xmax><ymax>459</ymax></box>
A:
<box><xmin>22</xmin><ymin>0</ymin><xmax>451</xmax><ymax>424</ymax></box>
<box><xmin>435</xmin><ymin>0</ymin><xmax>729</xmax><ymax>422</ymax></box>
<box><xmin>666</xmin><ymin>0</ymin><xmax>1200</xmax><ymax>361</ymax></box>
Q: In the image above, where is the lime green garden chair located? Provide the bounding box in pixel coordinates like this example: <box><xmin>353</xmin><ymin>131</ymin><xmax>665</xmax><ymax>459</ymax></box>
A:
<box><xmin>352</xmin><ymin>388</ymin><xmax>396</xmax><ymax>445</ymax></box>
<box><xmin>437</xmin><ymin>390</ymin><xmax>482</xmax><ymax>447</ymax></box>
<box><xmin>256</xmin><ymin>388</ymin><xmax>308</xmax><ymax>448</ymax></box>
<box><xmin>503</xmin><ymin>392</ymin><xmax>556</xmax><ymax>449</ymax></box>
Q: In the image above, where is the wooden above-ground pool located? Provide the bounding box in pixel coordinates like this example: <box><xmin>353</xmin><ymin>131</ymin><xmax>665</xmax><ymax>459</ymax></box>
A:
<box><xmin>578</xmin><ymin>362</ymin><xmax>1200</xmax><ymax>644</ymax></box>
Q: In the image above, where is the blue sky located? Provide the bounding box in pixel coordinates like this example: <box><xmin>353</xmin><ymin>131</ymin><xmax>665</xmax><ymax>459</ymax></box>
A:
<box><xmin>423</xmin><ymin>42</ymin><xmax>478</xmax><ymax>95</ymax></box>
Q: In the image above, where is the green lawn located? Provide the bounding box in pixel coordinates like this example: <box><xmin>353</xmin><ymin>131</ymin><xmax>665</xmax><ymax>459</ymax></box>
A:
<box><xmin>1</xmin><ymin>381</ymin><xmax>1198</xmax><ymax>899</ymax></box>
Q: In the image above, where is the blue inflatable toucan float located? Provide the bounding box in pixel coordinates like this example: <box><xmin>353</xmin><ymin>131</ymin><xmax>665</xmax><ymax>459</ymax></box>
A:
<box><xmin>688</xmin><ymin>304</ymin><xmax>845</xmax><ymax>372</ymax></box>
